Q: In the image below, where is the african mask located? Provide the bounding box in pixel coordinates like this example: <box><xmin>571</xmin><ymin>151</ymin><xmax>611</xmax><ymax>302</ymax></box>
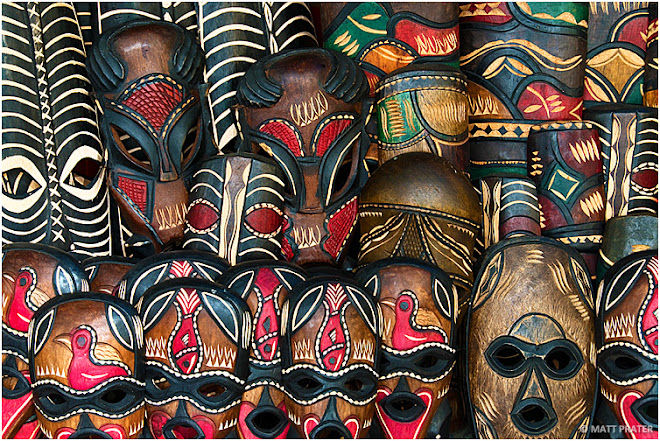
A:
<box><xmin>183</xmin><ymin>154</ymin><xmax>286</xmax><ymax>265</ymax></box>
<box><xmin>222</xmin><ymin>260</ymin><xmax>308</xmax><ymax>439</ymax></box>
<box><xmin>1</xmin><ymin>2</ymin><xmax>111</xmax><ymax>257</ymax></box>
<box><xmin>317</xmin><ymin>3</ymin><xmax>460</xmax><ymax>95</ymax></box>
<box><xmin>527</xmin><ymin>122</ymin><xmax>605</xmax><ymax>251</ymax></box>
<box><xmin>583</xmin><ymin>104</ymin><xmax>658</xmax><ymax>220</ymax></box>
<box><xmin>236</xmin><ymin>48</ymin><xmax>371</xmax><ymax>266</ymax></box>
<box><xmin>596</xmin><ymin>251</ymin><xmax>658</xmax><ymax>439</ymax></box>
<box><xmin>2</xmin><ymin>343</ymin><xmax>40</xmax><ymax>439</ymax></box>
<box><xmin>375</xmin><ymin>64</ymin><xmax>469</xmax><ymax>171</ymax></box>
<box><xmin>87</xmin><ymin>20</ymin><xmax>207</xmax><ymax>253</ymax></box>
<box><xmin>28</xmin><ymin>293</ymin><xmax>145</xmax><ymax>439</ymax></box>
<box><xmin>475</xmin><ymin>176</ymin><xmax>541</xmax><ymax>258</ymax></box>
<box><xmin>358</xmin><ymin>152</ymin><xmax>481</xmax><ymax>305</ymax></box>
<box><xmin>139</xmin><ymin>278</ymin><xmax>251</xmax><ymax>439</ymax></box>
<box><xmin>280</xmin><ymin>276</ymin><xmax>380</xmax><ymax>438</ymax></box>
<box><xmin>355</xmin><ymin>258</ymin><xmax>457</xmax><ymax>439</ymax></box>
<box><xmin>117</xmin><ymin>250</ymin><xmax>228</xmax><ymax>305</ymax></box>
<box><xmin>459</xmin><ymin>2</ymin><xmax>588</xmax><ymax>179</ymax></box>
<box><xmin>645</xmin><ymin>3</ymin><xmax>658</xmax><ymax>108</ymax></box>
<box><xmin>83</xmin><ymin>257</ymin><xmax>135</xmax><ymax>296</ymax></box>
<box><xmin>585</xmin><ymin>2</ymin><xmax>649</xmax><ymax>105</ymax></box>
<box><xmin>597</xmin><ymin>215</ymin><xmax>658</xmax><ymax>283</ymax></box>
<box><xmin>467</xmin><ymin>237</ymin><xmax>597</xmax><ymax>438</ymax></box>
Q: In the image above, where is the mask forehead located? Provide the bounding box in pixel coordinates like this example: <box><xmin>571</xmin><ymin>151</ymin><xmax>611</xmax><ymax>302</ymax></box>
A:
<box><xmin>468</xmin><ymin>238</ymin><xmax>596</xmax><ymax>439</ymax></box>
<box><xmin>184</xmin><ymin>154</ymin><xmax>286</xmax><ymax>265</ymax></box>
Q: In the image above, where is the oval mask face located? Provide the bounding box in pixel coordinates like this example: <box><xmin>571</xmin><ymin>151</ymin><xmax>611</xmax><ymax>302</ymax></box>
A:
<box><xmin>597</xmin><ymin>251</ymin><xmax>658</xmax><ymax>439</ymax></box>
<box><xmin>467</xmin><ymin>237</ymin><xmax>597</xmax><ymax>439</ymax></box>
<box><xmin>356</xmin><ymin>258</ymin><xmax>457</xmax><ymax>439</ymax></box>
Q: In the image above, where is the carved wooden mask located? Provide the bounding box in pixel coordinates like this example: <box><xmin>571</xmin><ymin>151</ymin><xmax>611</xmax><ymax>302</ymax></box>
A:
<box><xmin>467</xmin><ymin>237</ymin><xmax>597</xmax><ymax>438</ymax></box>
<box><xmin>356</xmin><ymin>258</ymin><xmax>457</xmax><ymax>438</ymax></box>
<box><xmin>358</xmin><ymin>152</ymin><xmax>481</xmax><ymax>304</ymax></box>
<box><xmin>28</xmin><ymin>293</ymin><xmax>145</xmax><ymax>439</ymax></box>
<box><xmin>117</xmin><ymin>250</ymin><xmax>228</xmax><ymax>306</ymax></box>
<box><xmin>280</xmin><ymin>276</ymin><xmax>380</xmax><ymax>438</ymax></box>
<box><xmin>87</xmin><ymin>20</ymin><xmax>206</xmax><ymax>252</ymax></box>
<box><xmin>596</xmin><ymin>251</ymin><xmax>658</xmax><ymax>439</ymax></box>
<box><xmin>139</xmin><ymin>278</ymin><xmax>251</xmax><ymax>439</ymax></box>
<box><xmin>183</xmin><ymin>154</ymin><xmax>286</xmax><ymax>265</ymax></box>
<box><xmin>222</xmin><ymin>260</ymin><xmax>309</xmax><ymax>439</ymax></box>
<box><xmin>235</xmin><ymin>48</ymin><xmax>371</xmax><ymax>266</ymax></box>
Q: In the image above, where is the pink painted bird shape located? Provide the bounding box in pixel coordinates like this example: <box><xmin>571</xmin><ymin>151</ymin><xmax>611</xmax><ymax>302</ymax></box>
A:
<box><xmin>55</xmin><ymin>327</ymin><xmax>129</xmax><ymax>390</ymax></box>
<box><xmin>387</xmin><ymin>293</ymin><xmax>446</xmax><ymax>351</ymax></box>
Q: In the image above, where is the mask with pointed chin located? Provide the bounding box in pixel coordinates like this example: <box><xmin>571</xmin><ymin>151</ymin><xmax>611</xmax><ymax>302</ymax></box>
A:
<box><xmin>28</xmin><ymin>293</ymin><xmax>145</xmax><ymax>439</ymax></box>
<box><xmin>139</xmin><ymin>278</ymin><xmax>251</xmax><ymax>438</ymax></box>
<box><xmin>87</xmin><ymin>21</ymin><xmax>210</xmax><ymax>255</ymax></box>
<box><xmin>222</xmin><ymin>260</ymin><xmax>309</xmax><ymax>439</ymax></box>
<box><xmin>597</xmin><ymin>251</ymin><xmax>658</xmax><ymax>439</ymax></box>
<box><xmin>280</xmin><ymin>275</ymin><xmax>380</xmax><ymax>439</ymax></box>
<box><xmin>356</xmin><ymin>258</ymin><xmax>458</xmax><ymax>438</ymax></box>
<box><xmin>235</xmin><ymin>48</ymin><xmax>371</xmax><ymax>266</ymax></box>
<box><xmin>467</xmin><ymin>237</ymin><xmax>597</xmax><ymax>438</ymax></box>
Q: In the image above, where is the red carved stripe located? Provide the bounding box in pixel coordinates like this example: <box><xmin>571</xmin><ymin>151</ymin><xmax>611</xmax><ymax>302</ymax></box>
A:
<box><xmin>393</xmin><ymin>21</ymin><xmax>459</xmax><ymax>57</ymax></box>
<box><xmin>175</xmin><ymin>287</ymin><xmax>201</xmax><ymax>315</ymax></box>
<box><xmin>517</xmin><ymin>83</ymin><xmax>583</xmax><ymax>120</ymax></box>
<box><xmin>117</xmin><ymin>176</ymin><xmax>147</xmax><ymax>214</ymax></box>
<box><xmin>259</xmin><ymin>121</ymin><xmax>302</xmax><ymax>157</ymax></box>
<box><xmin>245</xmin><ymin>206</ymin><xmax>282</xmax><ymax>235</ymax></box>
<box><xmin>315</xmin><ymin>119</ymin><xmax>352</xmax><ymax>157</ymax></box>
<box><xmin>642</xmin><ymin>258</ymin><xmax>658</xmax><ymax>355</ymax></box>
<box><xmin>616</xmin><ymin>16</ymin><xmax>649</xmax><ymax>50</ymax></box>
<box><xmin>169</xmin><ymin>261</ymin><xmax>194</xmax><ymax>278</ymax></box>
<box><xmin>323</xmin><ymin>197</ymin><xmax>358</xmax><ymax>259</ymax></box>
<box><xmin>281</xmin><ymin>216</ymin><xmax>295</xmax><ymax>261</ymax></box>
<box><xmin>122</xmin><ymin>81</ymin><xmax>184</xmax><ymax>131</ymax></box>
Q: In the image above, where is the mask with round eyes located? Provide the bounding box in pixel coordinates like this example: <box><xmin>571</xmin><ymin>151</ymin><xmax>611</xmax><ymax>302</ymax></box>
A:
<box><xmin>358</xmin><ymin>152</ymin><xmax>481</xmax><ymax>311</ymax></box>
<box><xmin>280</xmin><ymin>275</ymin><xmax>380</xmax><ymax>439</ymax></box>
<box><xmin>596</xmin><ymin>251</ymin><xmax>658</xmax><ymax>439</ymax></box>
<box><xmin>138</xmin><ymin>278</ymin><xmax>251</xmax><ymax>439</ymax></box>
<box><xmin>83</xmin><ymin>257</ymin><xmax>136</xmax><ymax>296</ymax></box>
<box><xmin>116</xmin><ymin>250</ymin><xmax>229</xmax><ymax>306</ymax></box>
<box><xmin>235</xmin><ymin>48</ymin><xmax>371</xmax><ymax>266</ymax></box>
<box><xmin>87</xmin><ymin>20</ymin><xmax>209</xmax><ymax>254</ymax></box>
<box><xmin>222</xmin><ymin>260</ymin><xmax>309</xmax><ymax>439</ymax></box>
<box><xmin>2</xmin><ymin>3</ymin><xmax>111</xmax><ymax>257</ymax></box>
<box><xmin>467</xmin><ymin>237</ymin><xmax>597</xmax><ymax>439</ymax></box>
<box><xmin>355</xmin><ymin>258</ymin><xmax>458</xmax><ymax>439</ymax></box>
<box><xmin>183</xmin><ymin>154</ymin><xmax>286</xmax><ymax>265</ymax></box>
<box><xmin>28</xmin><ymin>293</ymin><xmax>145</xmax><ymax>439</ymax></box>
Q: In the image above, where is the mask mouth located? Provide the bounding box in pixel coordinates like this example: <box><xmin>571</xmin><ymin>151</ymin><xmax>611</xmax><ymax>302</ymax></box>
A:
<box><xmin>68</xmin><ymin>428</ymin><xmax>112</xmax><ymax>439</ymax></box>
<box><xmin>309</xmin><ymin>421</ymin><xmax>352</xmax><ymax>439</ymax></box>
<box><xmin>162</xmin><ymin>417</ymin><xmax>205</xmax><ymax>439</ymax></box>
<box><xmin>379</xmin><ymin>391</ymin><xmax>427</xmax><ymax>422</ymax></box>
<box><xmin>511</xmin><ymin>398</ymin><xmax>557</xmax><ymax>435</ymax></box>
<box><xmin>245</xmin><ymin>405</ymin><xmax>289</xmax><ymax>438</ymax></box>
<box><xmin>631</xmin><ymin>394</ymin><xmax>658</xmax><ymax>429</ymax></box>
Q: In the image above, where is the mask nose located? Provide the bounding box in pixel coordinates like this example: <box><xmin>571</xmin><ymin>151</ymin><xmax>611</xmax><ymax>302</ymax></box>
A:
<box><xmin>379</xmin><ymin>378</ymin><xmax>426</xmax><ymax>422</ymax></box>
<box><xmin>69</xmin><ymin>414</ymin><xmax>111</xmax><ymax>439</ymax></box>
<box><xmin>511</xmin><ymin>367</ymin><xmax>557</xmax><ymax>435</ymax></box>
<box><xmin>309</xmin><ymin>397</ymin><xmax>353</xmax><ymax>439</ymax></box>
<box><xmin>162</xmin><ymin>401</ymin><xmax>205</xmax><ymax>438</ymax></box>
<box><xmin>245</xmin><ymin>390</ymin><xmax>289</xmax><ymax>438</ymax></box>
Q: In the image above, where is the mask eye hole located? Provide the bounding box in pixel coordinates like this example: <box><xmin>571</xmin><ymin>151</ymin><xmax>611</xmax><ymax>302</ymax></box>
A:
<box><xmin>614</xmin><ymin>355</ymin><xmax>642</xmax><ymax>372</ymax></box>
<box><xmin>2</xmin><ymin>168</ymin><xmax>41</xmax><ymax>197</ymax></box>
<box><xmin>296</xmin><ymin>376</ymin><xmax>322</xmax><ymax>392</ymax></box>
<box><xmin>112</xmin><ymin>125</ymin><xmax>152</xmax><ymax>171</ymax></box>
<box><xmin>66</xmin><ymin>157</ymin><xmax>102</xmax><ymax>189</ymax></box>
<box><xmin>345</xmin><ymin>378</ymin><xmax>363</xmax><ymax>391</ymax></box>
<box><xmin>152</xmin><ymin>377</ymin><xmax>171</xmax><ymax>390</ymax></box>
<box><xmin>415</xmin><ymin>354</ymin><xmax>439</xmax><ymax>369</ymax></box>
<box><xmin>198</xmin><ymin>383</ymin><xmax>226</xmax><ymax>398</ymax></box>
<box><xmin>180</xmin><ymin>123</ymin><xmax>199</xmax><ymax>168</ymax></box>
<box><xmin>46</xmin><ymin>392</ymin><xmax>66</xmax><ymax>406</ymax></box>
<box><xmin>545</xmin><ymin>347</ymin><xmax>574</xmax><ymax>373</ymax></box>
<box><xmin>492</xmin><ymin>344</ymin><xmax>525</xmax><ymax>370</ymax></box>
<box><xmin>101</xmin><ymin>388</ymin><xmax>127</xmax><ymax>404</ymax></box>
<box><xmin>3</xmin><ymin>374</ymin><xmax>19</xmax><ymax>391</ymax></box>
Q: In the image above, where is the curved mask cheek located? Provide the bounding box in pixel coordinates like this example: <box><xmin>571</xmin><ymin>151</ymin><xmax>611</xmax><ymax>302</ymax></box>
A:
<box><xmin>375</xmin><ymin>386</ymin><xmax>433</xmax><ymax>439</ymax></box>
<box><xmin>619</xmin><ymin>391</ymin><xmax>658</xmax><ymax>439</ymax></box>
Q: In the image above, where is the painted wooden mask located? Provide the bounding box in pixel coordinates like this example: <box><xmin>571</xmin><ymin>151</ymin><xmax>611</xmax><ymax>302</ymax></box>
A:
<box><xmin>183</xmin><ymin>154</ymin><xmax>286</xmax><ymax>265</ymax></box>
<box><xmin>28</xmin><ymin>293</ymin><xmax>145</xmax><ymax>439</ymax></box>
<box><xmin>139</xmin><ymin>278</ymin><xmax>251</xmax><ymax>439</ymax></box>
<box><xmin>117</xmin><ymin>250</ymin><xmax>229</xmax><ymax>306</ymax></box>
<box><xmin>596</xmin><ymin>251</ymin><xmax>658</xmax><ymax>438</ymax></box>
<box><xmin>83</xmin><ymin>257</ymin><xmax>135</xmax><ymax>296</ymax></box>
<box><xmin>358</xmin><ymin>152</ymin><xmax>481</xmax><ymax>304</ymax></box>
<box><xmin>467</xmin><ymin>237</ymin><xmax>597</xmax><ymax>438</ymax></box>
<box><xmin>236</xmin><ymin>48</ymin><xmax>371</xmax><ymax>266</ymax></box>
<box><xmin>2</xmin><ymin>244</ymin><xmax>88</xmax><ymax>439</ymax></box>
<box><xmin>87</xmin><ymin>20</ymin><xmax>206</xmax><ymax>252</ymax></box>
<box><xmin>280</xmin><ymin>276</ymin><xmax>380</xmax><ymax>438</ymax></box>
<box><xmin>222</xmin><ymin>260</ymin><xmax>309</xmax><ymax>439</ymax></box>
<box><xmin>356</xmin><ymin>258</ymin><xmax>457</xmax><ymax>438</ymax></box>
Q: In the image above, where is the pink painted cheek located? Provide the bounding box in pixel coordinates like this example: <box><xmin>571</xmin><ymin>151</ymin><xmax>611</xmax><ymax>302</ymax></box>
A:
<box><xmin>191</xmin><ymin>415</ymin><xmax>216</xmax><ymax>438</ymax></box>
<box><xmin>148</xmin><ymin>411</ymin><xmax>170</xmax><ymax>439</ymax></box>
<box><xmin>54</xmin><ymin>427</ymin><xmax>75</xmax><ymax>439</ymax></box>
<box><xmin>99</xmin><ymin>424</ymin><xmax>127</xmax><ymax>439</ymax></box>
<box><xmin>619</xmin><ymin>390</ymin><xmax>658</xmax><ymax>439</ymax></box>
